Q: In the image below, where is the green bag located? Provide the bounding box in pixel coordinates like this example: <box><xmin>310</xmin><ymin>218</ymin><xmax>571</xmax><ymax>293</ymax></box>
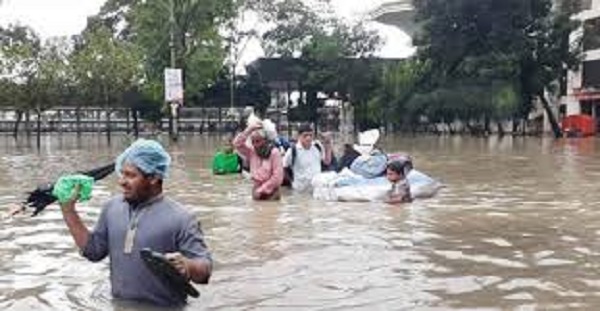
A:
<box><xmin>52</xmin><ymin>174</ymin><xmax>95</xmax><ymax>204</ymax></box>
<box><xmin>212</xmin><ymin>152</ymin><xmax>240</xmax><ymax>175</ymax></box>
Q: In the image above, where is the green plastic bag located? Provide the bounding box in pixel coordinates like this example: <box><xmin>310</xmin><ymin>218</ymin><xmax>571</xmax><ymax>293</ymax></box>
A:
<box><xmin>212</xmin><ymin>152</ymin><xmax>240</xmax><ymax>175</ymax></box>
<box><xmin>52</xmin><ymin>174</ymin><xmax>95</xmax><ymax>204</ymax></box>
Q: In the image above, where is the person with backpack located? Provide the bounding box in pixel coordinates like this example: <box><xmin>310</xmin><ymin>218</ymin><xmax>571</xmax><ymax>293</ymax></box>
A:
<box><xmin>232</xmin><ymin>122</ymin><xmax>283</xmax><ymax>200</ymax></box>
<box><xmin>283</xmin><ymin>123</ymin><xmax>335</xmax><ymax>191</ymax></box>
<box><xmin>336</xmin><ymin>144</ymin><xmax>361</xmax><ymax>172</ymax></box>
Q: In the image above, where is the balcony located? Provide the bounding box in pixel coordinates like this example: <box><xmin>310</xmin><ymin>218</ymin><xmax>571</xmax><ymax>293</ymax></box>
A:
<box><xmin>369</xmin><ymin>0</ymin><xmax>418</xmax><ymax>36</ymax></box>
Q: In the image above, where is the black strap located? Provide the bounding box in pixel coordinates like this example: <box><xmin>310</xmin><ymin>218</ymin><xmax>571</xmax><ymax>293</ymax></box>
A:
<box><xmin>291</xmin><ymin>143</ymin><xmax>324</xmax><ymax>167</ymax></box>
<box><xmin>288</xmin><ymin>142</ymin><xmax>336</xmax><ymax>175</ymax></box>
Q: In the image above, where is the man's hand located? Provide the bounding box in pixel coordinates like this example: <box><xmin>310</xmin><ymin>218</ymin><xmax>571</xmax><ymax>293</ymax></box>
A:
<box><xmin>166</xmin><ymin>252</ymin><xmax>190</xmax><ymax>279</ymax></box>
<box><xmin>253</xmin><ymin>188</ymin><xmax>266</xmax><ymax>200</ymax></box>
<box><xmin>60</xmin><ymin>184</ymin><xmax>81</xmax><ymax>212</ymax></box>
<box><xmin>320</xmin><ymin>132</ymin><xmax>333</xmax><ymax>145</ymax></box>
<box><xmin>246</xmin><ymin>122</ymin><xmax>263</xmax><ymax>132</ymax></box>
<box><xmin>3</xmin><ymin>204</ymin><xmax>24</xmax><ymax>219</ymax></box>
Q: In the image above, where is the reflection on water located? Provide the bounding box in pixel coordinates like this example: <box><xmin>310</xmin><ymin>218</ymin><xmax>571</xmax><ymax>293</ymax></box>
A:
<box><xmin>2</xmin><ymin>134</ymin><xmax>600</xmax><ymax>310</ymax></box>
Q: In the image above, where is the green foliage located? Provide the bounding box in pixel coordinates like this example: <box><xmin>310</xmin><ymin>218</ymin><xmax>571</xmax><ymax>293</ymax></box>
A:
<box><xmin>0</xmin><ymin>25</ymin><xmax>74</xmax><ymax>113</ymax></box>
<box><xmin>70</xmin><ymin>26</ymin><xmax>143</xmax><ymax>108</ymax></box>
<box><xmin>254</xmin><ymin>0</ymin><xmax>381</xmax><ymax>124</ymax></box>
<box><xmin>82</xmin><ymin>0</ymin><xmax>235</xmax><ymax>104</ymax></box>
<box><xmin>410</xmin><ymin>0</ymin><xmax>581</xmax><ymax>134</ymax></box>
<box><xmin>367</xmin><ymin>60</ymin><xmax>430</xmax><ymax>127</ymax></box>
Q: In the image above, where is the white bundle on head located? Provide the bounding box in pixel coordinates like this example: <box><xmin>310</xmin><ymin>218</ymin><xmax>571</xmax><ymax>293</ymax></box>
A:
<box><xmin>247</xmin><ymin>113</ymin><xmax>262</xmax><ymax>128</ymax></box>
<box><xmin>246</xmin><ymin>113</ymin><xmax>278</xmax><ymax>141</ymax></box>
<box><xmin>262</xmin><ymin>119</ymin><xmax>278</xmax><ymax>141</ymax></box>
<box><xmin>353</xmin><ymin>129</ymin><xmax>380</xmax><ymax>155</ymax></box>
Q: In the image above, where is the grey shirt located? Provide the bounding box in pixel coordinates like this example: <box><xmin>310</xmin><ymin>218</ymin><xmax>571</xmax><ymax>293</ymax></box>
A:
<box><xmin>81</xmin><ymin>195</ymin><xmax>212</xmax><ymax>306</ymax></box>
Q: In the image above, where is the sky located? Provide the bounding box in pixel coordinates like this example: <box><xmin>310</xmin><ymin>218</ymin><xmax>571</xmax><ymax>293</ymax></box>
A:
<box><xmin>0</xmin><ymin>0</ymin><xmax>415</xmax><ymax>68</ymax></box>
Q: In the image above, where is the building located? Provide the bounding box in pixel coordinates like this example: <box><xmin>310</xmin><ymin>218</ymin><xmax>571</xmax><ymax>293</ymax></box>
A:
<box><xmin>563</xmin><ymin>0</ymin><xmax>600</xmax><ymax>131</ymax></box>
<box><xmin>369</xmin><ymin>0</ymin><xmax>417</xmax><ymax>37</ymax></box>
<box><xmin>371</xmin><ymin>1</ymin><xmax>600</xmax><ymax>134</ymax></box>
<box><xmin>246</xmin><ymin>57</ymin><xmax>405</xmax><ymax>134</ymax></box>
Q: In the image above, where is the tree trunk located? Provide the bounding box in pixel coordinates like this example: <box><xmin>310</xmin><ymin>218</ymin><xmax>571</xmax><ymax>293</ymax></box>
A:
<box><xmin>287</xmin><ymin>82</ymin><xmax>293</xmax><ymax>137</ymax></box>
<box><xmin>36</xmin><ymin>110</ymin><xmax>41</xmax><ymax>149</ymax></box>
<box><xmin>307</xmin><ymin>89</ymin><xmax>318</xmax><ymax>135</ymax></box>
<box><xmin>497</xmin><ymin>121</ymin><xmax>505</xmax><ymax>137</ymax></box>
<box><xmin>25</xmin><ymin>110</ymin><xmax>31</xmax><ymax>137</ymax></box>
<box><xmin>106</xmin><ymin>108</ymin><xmax>111</xmax><ymax>144</ymax></box>
<box><xmin>168</xmin><ymin>105</ymin><xmax>174</xmax><ymax>137</ymax></box>
<box><xmin>96</xmin><ymin>109</ymin><xmax>101</xmax><ymax>134</ymax></box>
<box><xmin>132</xmin><ymin>108</ymin><xmax>139</xmax><ymax>138</ymax></box>
<box><xmin>105</xmin><ymin>84</ymin><xmax>111</xmax><ymax>144</ymax></box>
<box><xmin>353</xmin><ymin>101</ymin><xmax>359</xmax><ymax>136</ymax></box>
<box><xmin>217</xmin><ymin>107</ymin><xmax>222</xmax><ymax>133</ymax></box>
<box><xmin>465</xmin><ymin>121</ymin><xmax>474</xmax><ymax>135</ymax></box>
<box><xmin>76</xmin><ymin>105</ymin><xmax>81</xmax><ymax>136</ymax></box>
<box><xmin>126</xmin><ymin>109</ymin><xmax>131</xmax><ymax>134</ymax></box>
<box><xmin>538</xmin><ymin>92</ymin><xmax>562</xmax><ymax>138</ymax></box>
<box><xmin>430</xmin><ymin>123</ymin><xmax>440</xmax><ymax>135</ymax></box>
<box><xmin>57</xmin><ymin>109</ymin><xmax>62</xmax><ymax>135</ymax></box>
<box><xmin>445</xmin><ymin>121</ymin><xmax>455</xmax><ymax>135</ymax></box>
<box><xmin>13</xmin><ymin>110</ymin><xmax>23</xmax><ymax>139</ymax></box>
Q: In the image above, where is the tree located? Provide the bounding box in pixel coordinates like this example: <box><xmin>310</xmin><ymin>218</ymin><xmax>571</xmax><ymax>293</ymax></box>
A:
<box><xmin>256</xmin><ymin>0</ymin><xmax>381</xmax><ymax>129</ymax></box>
<box><xmin>413</xmin><ymin>0</ymin><xmax>581</xmax><ymax>137</ymax></box>
<box><xmin>366</xmin><ymin>60</ymin><xmax>431</xmax><ymax>132</ymax></box>
<box><xmin>0</xmin><ymin>25</ymin><xmax>42</xmax><ymax>137</ymax></box>
<box><xmin>29</xmin><ymin>38</ymin><xmax>73</xmax><ymax>146</ymax></box>
<box><xmin>91</xmin><ymin>0</ymin><xmax>235</xmax><ymax>102</ymax></box>
<box><xmin>71</xmin><ymin>26</ymin><xmax>143</xmax><ymax>142</ymax></box>
<box><xmin>518</xmin><ymin>0</ymin><xmax>582</xmax><ymax>138</ymax></box>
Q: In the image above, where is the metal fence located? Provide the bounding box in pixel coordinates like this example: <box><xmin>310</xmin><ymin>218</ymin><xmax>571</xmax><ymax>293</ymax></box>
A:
<box><xmin>0</xmin><ymin>106</ymin><xmax>344</xmax><ymax>134</ymax></box>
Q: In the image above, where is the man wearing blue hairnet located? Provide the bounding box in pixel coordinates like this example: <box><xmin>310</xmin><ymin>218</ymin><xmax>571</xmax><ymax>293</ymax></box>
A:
<box><xmin>60</xmin><ymin>139</ymin><xmax>212</xmax><ymax>307</ymax></box>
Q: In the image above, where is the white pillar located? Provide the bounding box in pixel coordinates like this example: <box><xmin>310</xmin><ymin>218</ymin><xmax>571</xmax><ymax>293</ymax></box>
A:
<box><xmin>565</xmin><ymin>95</ymin><xmax>581</xmax><ymax>116</ymax></box>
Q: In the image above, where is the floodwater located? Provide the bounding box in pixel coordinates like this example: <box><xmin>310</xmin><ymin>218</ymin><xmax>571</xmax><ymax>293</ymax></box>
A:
<box><xmin>2</xmin><ymin>134</ymin><xmax>600</xmax><ymax>310</ymax></box>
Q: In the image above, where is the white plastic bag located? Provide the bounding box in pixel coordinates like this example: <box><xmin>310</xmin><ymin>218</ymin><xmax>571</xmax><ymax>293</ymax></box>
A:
<box><xmin>262</xmin><ymin>119</ymin><xmax>278</xmax><ymax>141</ymax></box>
<box><xmin>246</xmin><ymin>113</ymin><xmax>277</xmax><ymax>140</ymax></box>
<box><xmin>353</xmin><ymin>129</ymin><xmax>381</xmax><ymax>155</ymax></box>
<box><xmin>247</xmin><ymin>113</ymin><xmax>262</xmax><ymax>128</ymax></box>
<box><xmin>359</xmin><ymin>129</ymin><xmax>380</xmax><ymax>146</ymax></box>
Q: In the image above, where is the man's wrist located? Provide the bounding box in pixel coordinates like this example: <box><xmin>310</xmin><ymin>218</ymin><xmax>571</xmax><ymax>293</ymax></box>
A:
<box><xmin>60</xmin><ymin>202</ymin><xmax>76</xmax><ymax>213</ymax></box>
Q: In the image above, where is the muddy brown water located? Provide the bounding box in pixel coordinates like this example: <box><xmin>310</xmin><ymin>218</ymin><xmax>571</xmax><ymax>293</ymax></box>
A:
<box><xmin>1</xmin><ymin>134</ymin><xmax>600</xmax><ymax>310</ymax></box>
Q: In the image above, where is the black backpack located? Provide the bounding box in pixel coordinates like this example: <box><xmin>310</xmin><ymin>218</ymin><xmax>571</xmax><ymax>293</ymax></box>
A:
<box><xmin>282</xmin><ymin>143</ymin><xmax>337</xmax><ymax>187</ymax></box>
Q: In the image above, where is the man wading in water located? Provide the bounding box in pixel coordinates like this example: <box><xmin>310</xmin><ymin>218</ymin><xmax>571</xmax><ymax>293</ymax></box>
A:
<box><xmin>60</xmin><ymin>139</ymin><xmax>212</xmax><ymax>307</ymax></box>
<box><xmin>283</xmin><ymin>123</ymin><xmax>334</xmax><ymax>192</ymax></box>
<box><xmin>233</xmin><ymin>121</ymin><xmax>284</xmax><ymax>200</ymax></box>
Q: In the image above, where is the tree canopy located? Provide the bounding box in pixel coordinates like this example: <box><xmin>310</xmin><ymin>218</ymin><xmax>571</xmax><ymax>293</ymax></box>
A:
<box><xmin>406</xmin><ymin>0</ymin><xmax>581</xmax><ymax>136</ymax></box>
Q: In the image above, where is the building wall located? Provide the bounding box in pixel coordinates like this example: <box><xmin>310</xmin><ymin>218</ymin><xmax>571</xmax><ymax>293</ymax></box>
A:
<box><xmin>564</xmin><ymin>0</ymin><xmax>600</xmax><ymax>117</ymax></box>
<box><xmin>372</xmin><ymin>1</ymin><xmax>600</xmax><ymax>133</ymax></box>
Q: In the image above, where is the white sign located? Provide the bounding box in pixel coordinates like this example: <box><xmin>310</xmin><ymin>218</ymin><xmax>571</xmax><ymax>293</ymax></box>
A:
<box><xmin>164</xmin><ymin>68</ymin><xmax>183</xmax><ymax>103</ymax></box>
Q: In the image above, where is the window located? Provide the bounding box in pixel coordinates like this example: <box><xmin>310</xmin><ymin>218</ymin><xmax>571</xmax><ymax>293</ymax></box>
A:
<box><xmin>575</xmin><ymin>0</ymin><xmax>593</xmax><ymax>12</ymax></box>
<box><xmin>582</xmin><ymin>60</ymin><xmax>600</xmax><ymax>88</ymax></box>
<box><xmin>583</xmin><ymin>18</ymin><xmax>600</xmax><ymax>51</ymax></box>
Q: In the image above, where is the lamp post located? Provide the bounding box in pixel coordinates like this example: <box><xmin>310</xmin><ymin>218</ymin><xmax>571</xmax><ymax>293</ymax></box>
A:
<box><xmin>167</xmin><ymin>0</ymin><xmax>181</xmax><ymax>142</ymax></box>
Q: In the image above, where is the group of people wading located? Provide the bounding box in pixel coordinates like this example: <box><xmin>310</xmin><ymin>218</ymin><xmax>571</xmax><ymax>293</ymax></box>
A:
<box><xmin>226</xmin><ymin>121</ymin><xmax>412</xmax><ymax>205</ymax></box>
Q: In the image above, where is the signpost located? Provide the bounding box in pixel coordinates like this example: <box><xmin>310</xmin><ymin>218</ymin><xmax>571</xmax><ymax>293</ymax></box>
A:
<box><xmin>164</xmin><ymin>68</ymin><xmax>183</xmax><ymax>103</ymax></box>
<box><xmin>164</xmin><ymin>68</ymin><xmax>183</xmax><ymax>140</ymax></box>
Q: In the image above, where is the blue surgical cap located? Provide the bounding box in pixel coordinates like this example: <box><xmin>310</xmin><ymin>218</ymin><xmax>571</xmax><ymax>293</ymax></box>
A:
<box><xmin>115</xmin><ymin>139</ymin><xmax>171</xmax><ymax>179</ymax></box>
